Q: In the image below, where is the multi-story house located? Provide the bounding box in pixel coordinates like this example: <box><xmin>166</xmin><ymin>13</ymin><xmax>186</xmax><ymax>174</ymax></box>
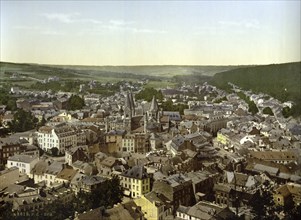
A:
<box><xmin>0</xmin><ymin>137</ymin><xmax>22</xmax><ymax>168</ymax></box>
<box><xmin>37</xmin><ymin>123</ymin><xmax>77</xmax><ymax>154</ymax></box>
<box><xmin>134</xmin><ymin>191</ymin><xmax>172</xmax><ymax>220</ymax></box>
<box><xmin>71</xmin><ymin>175</ymin><xmax>107</xmax><ymax>194</ymax></box>
<box><xmin>152</xmin><ymin>173</ymin><xmax>195</xmax><ymax>213</ymax></box>
<box><xmin>134</xmin><ymin>133</ymin><xmax>150</xmax><ymax>154</ymax></box>
<box><xmin>98</xmin><ymin>156</ymin><xmax>122</xmax><ymax>176</ymax></box>
<box><xmin>43</xmin><ymin>161</ymin><xmax>64</xmax><ymax>187</ymax></box>
<box><xmin>120</xmin><ymin>165</ymin><xmax>150</xmax><ymax>198</ymax></box>
<box><xmin>65</xmin><ymin>147</ymin><xmax>89</xmax><ymax>165</ymax></box>
<box><xmin>55</xmin><ymin>164</ymin><xmax>78</xmax><ymax>186</ymax></box>
<box><xmin>7</xmin><ymin>154</ymin><xmax>39</xmax><ymax>175</ymax></box>
<box><xmin>105</xmin><ymin>130</ymin><xmax>126</xmax><ymax>153</ymax></box>
<box><xmin>121</xmin><ymin>133</ymin><xmax>136</xmax><ymax>153</ymax></box>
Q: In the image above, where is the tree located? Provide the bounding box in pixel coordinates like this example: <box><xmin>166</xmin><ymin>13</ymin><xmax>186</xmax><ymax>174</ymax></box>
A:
<box><xmin>50</xmin><ymin>147</ymin><xmax>59</xmax><ymax>156</ymax></box>
<box><xmin>285</xmin><ymin>204</ymin><xmax>301</xmax><ymax>220</ymax></box>
<box><xmin>263</xmin><ymin>107</ymin><xmax>274</xmax><ymax>116</ymax></box>
<box><xmin>249</xmin><ymin>189</ymin><xmax>278</xmax><ymax>220</ymax></box>
<box><xmin>135</xmin><ymin>87</ymin><xmax>163</xmax><ymax>102</ymax></box>
<box><xmin>67</xmin><ymin>95</ymin><xmax>85</xmax><ymax>110</ymax></box>
<box><xmin>248</xmin><ymin>101</ymin><xmax>259</xmax><ymax>115</ymax></box>
<box><xmin>8</xmin><ymin>109</ymin><xmax>38</xmax><ymax>133</ymax></box>
<box><xmin>41</xmin><ymin>198</ymin><xmax>75</xmax><ymax>220</ymax></box>
<box><xmin>37</xmin><ymin>116</ymin><xmax>47</xmax><ymax>128</ymax></box>
<box><xmin>0</xmin><ymin>202</ymin><xmax>14</xmax><ymax>220</ymax></box>
<box><xmin>282</xmin><ymin>106</ymin><xmax>294</xmax><ymax>118</ymax></box>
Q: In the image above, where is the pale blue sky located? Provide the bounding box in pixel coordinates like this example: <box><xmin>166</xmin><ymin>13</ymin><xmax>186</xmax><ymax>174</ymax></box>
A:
<box><xmin>1</xmin><ymin>0</ymin><xmax>300</xmax><ymax>65</ymax></box>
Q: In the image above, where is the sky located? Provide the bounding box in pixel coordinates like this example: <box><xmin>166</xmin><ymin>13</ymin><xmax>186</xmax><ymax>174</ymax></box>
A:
<box><xmin>0</xmin><ymin>0</ymin><xmax>300</xmax><ymax>66</ymax></box>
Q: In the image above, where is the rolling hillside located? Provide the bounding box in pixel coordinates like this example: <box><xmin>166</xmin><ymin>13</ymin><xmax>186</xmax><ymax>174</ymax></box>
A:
<box><xmin>0</xmin><ymin>61</ymin><xmax>242</xmax><ymax>88</ymax></box>
<box><xmin>211</xmin><ymin>62</ymin><xmax>301</xmax><ymax>116</ymax></box>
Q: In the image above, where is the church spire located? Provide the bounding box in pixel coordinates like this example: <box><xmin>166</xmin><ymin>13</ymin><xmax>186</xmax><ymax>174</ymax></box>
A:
<box><xmin>149</xmin><ymin>96</ymin><xmax>158</xmax><ymax>112</ymax></box>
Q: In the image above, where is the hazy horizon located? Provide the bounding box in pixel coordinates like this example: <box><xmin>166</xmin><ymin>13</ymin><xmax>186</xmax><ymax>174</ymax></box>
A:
<box><xmin>1</xmin><ymin>60</ymin><xmax>300</xmax><ymax>67</ymax></box>
<box><xmin>1</xmin><ymin>1</ymin><xmax>300</xmax><ymax>66</ymax></box>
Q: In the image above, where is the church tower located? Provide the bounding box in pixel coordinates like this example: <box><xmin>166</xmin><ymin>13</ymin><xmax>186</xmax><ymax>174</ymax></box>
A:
<box><xmin>124</xmin><ymin>93</ymin><xmax>132</xmax><ymax>118</ymax></box>
<box><xmin>148</xmin><ymin>96</ymin><xmax>159</xmax><ymax>120</ymax></box>
<box><xmin>123</xmin><ymin>92</ymin><xmax>132</xmax><ymax>132</ymax></box>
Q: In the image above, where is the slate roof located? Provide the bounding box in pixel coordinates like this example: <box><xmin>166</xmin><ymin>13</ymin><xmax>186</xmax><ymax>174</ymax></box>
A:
<box><xmin>253</xmin><ymin>164</ymin><xmax>279</xmax><ymax>176</ymax></box>
<box><xmin>8</xmin><ymin>154</ymin><xmax>38</xmax><ymax>163</ymax></box>
<box><xmin>164</xmin><ymin>173</ymin><xmax>191</xmax><ymax>187</ymax></box>
<box><xmin>45</xmin><ymin>161</ymin><xmax>64</xmax><ymax>175</ymax></box>
<box><xmin>0</xmin><ymin>137</ymin><xmax>21</xmax><ymax>146</ymax></box>
<box><xmin>81</xmin><ymin>175</ymin><xmax>106</xmax><ymax>186</ymax></box>
<box><xmin>121</xmin><ymin>165</ymin><xmax>149</xmax><ymax>180</ymax></box>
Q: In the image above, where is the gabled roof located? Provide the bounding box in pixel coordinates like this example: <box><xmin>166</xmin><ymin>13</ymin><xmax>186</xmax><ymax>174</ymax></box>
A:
<box><xmin>56</xmin><ymin>166</ymin><xmax>77</xmax><ymax>181</ymax></box>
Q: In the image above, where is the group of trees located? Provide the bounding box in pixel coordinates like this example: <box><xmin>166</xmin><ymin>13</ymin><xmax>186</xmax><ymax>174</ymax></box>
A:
<box><xmin>0</xmin><ymin>88</ymin><xmax>17</xmax><ymax>111</ymax></box>
<box><xmin>7</xmin><ymin>109</ymin><xmax>38</xmax><ymax>133</ymax></box>
<box><xmin>136</xmin><ymin>87</ymin><xmax>189</xmax><ymax>115</ymax></box>
<box><xmin>161</xmin><ymin>99</ymin><xmax>188</xmax><ymax>115</ymax></box>
<box><xmin>30</xmin><ymin>81</ymin><xmax>82</xmax><ymax>93</ymax></box>
<box><xmin>282</xmin><ymin>106</ymin><xmax>297</xmax><ymax>118</ymax></box>
<box><xmin>67</xmin><ymin>95</ymin><xmax>85</xmax><ymax>111</ymax></box>
<box><xmin>246</xmin><ymin>181</ymin><xmax>301</xmax><ymax>220</ymax></box>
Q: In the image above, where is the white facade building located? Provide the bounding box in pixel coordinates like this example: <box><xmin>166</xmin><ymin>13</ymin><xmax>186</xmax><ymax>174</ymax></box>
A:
<box><xmin>37</xmin><ymin>124</ymin><xmax>77</xmax><ymax>154</ymax></box>
<box><xmin>121</xmin><ymin>133</ymin><xmax>135</xmax><ymax>153</ymax></box>
<box><xmin>7</xmin><ymin>154</ymin><xmax>39</xmax><ymax>175</ymax></box>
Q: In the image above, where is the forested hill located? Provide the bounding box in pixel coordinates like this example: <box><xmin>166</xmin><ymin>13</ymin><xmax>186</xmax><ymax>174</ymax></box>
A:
<box><xmin>211</xmin><ymin>62</ymin><xmax>301</xmax><ymax>116</ymax></box>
